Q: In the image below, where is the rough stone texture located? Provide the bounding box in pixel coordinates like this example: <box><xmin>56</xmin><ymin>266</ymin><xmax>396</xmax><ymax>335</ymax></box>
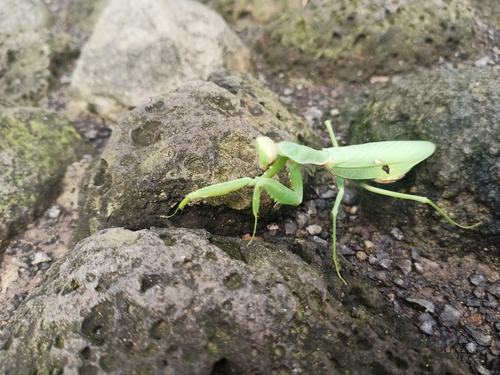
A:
<box><xmin>0</xmin><ymin>227</ymin><xmax>472</xmax><ymax>374</ymax></box>
<box><xmin>0</xmin><ymin>0</ymin><xmax>51</xmax><ymax>103</ymax></box>
<box><xmin>78</xmin><ymin>74</ymin><xmax>315</xmax><ymax>239</ymax></box>
<box><xmin>43</xmin><ymin>0</ymin><xmax>107</xmax><ymax>50</ymax></box>
<box><xmin>340</xmin><ymin>66</ymin><xmax>499</xmax><ymax>253</ymax></box>
<box><xmin>0</xmin><ymin>103</ymin><xmax>84</xmax><ymax>250</ymax></box>
<box><xmin>70</xmin><ymin>0</ymin><xmax>252</xmax><ymax>121</ymax></box>
<box><xmin>229</xmin><ymin>0</ymin><xmax>486</xmax><ymax>81</ymax></box>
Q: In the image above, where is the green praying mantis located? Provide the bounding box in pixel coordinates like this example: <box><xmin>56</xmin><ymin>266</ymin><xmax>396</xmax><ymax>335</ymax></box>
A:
<box><xmin>168</xmin><ymin>121</ymin><xmax>479</xmax><ymax>284</ymax></box>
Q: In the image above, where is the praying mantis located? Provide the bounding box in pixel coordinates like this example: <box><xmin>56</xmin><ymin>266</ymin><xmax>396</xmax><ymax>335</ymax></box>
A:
<box><xmin>168</xmin><ymin>121</ymin><xmax>479</xmax><ymax>284</ymax></box>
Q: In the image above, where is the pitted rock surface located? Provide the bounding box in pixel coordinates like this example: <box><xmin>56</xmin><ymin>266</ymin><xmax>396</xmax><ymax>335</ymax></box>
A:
<box><xmin>78</xmin><ymin>75</ymin><xmax>314</xmax><ymax>238</ymax></box>
<box><xmin>0</xmin><ymin>228</ymin><xmax>472</xmax><ymax>375</ymax></box>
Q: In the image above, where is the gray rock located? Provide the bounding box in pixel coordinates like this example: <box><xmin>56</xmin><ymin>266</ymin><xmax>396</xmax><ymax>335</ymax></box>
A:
<box><xmin>253</xmin><ymin>0</ymin><xmax>486</xmax><ymax>80</ymax></box>
<box><xmin>470</xmin><ymin>273</ymin><xmax>487</xmax><ymax>286</ymax></box>
<box><xmin>0</xmin><ymin>228</ymin><xmax>472</xmax><ymax>374</ymax></box>
<box><xmin>70</xmin><ymin>0</ymin><xmax>251</xmax><ymax>121</ymax></box>
<box><xmin>395</xmin><ymin>259</ymin><xmax>412</xmax><ymax>275</ymax></box>
<box><xmin>405</xmin><ymin>297</ymin><xmax>435</xmax><ymax>313</ymax></box>
<box><xmin>0</xmin><ymin>0</ymin><xmax>51</xmax><ymax>103</ymax></box>
<box><xmin>465</xmin><ymin>326</ymin><xmax>492</xmax><ymax>346</ymax></box>
<box><xmin>0</xmin><ymin>103</ymin><xmax>84</xmax><ymax>250</ymax></box>
<box><xmin>465</xmin><ymin>342</ymin><xmax>477</xmax><ymax>353</ymax></box>
<box><xmin>78</xmin><ymin>75</ymin><xmax>314</xmax><ymax>239</ymax></box>
<box><xmin>418</xmin><ymin>313</ymin><xmax>435</xmax><ymax>335</ymax></box>
<box><xmin>439</xmin><ymin>305</ymin><xmax>462</xmax><ymax>327</ymax></box>
<box><xmin>343</xmin><ymin>66</ymin><xmax>499</xmax><ymax>252</ymax></box>
<box><xmin>486</xmin><ymin>284</ymin><xmax>500</xmax><ymax>298</ymax></box>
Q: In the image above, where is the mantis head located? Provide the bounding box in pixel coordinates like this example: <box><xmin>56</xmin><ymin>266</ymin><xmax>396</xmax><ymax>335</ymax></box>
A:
<box><xmin>256</xmin><ymin>136</ymin><xmax>278</xmax><ymax>170</ymax></box>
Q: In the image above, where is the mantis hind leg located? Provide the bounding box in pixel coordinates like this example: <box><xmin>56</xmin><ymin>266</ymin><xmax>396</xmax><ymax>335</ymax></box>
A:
<box><xmin>331</xmin><ymin>177</ymin><xmax>347</xmax><ymax>285</ymax></box>
<box><xmin>359</xmin><ymin>183</ymin><xmax>480</xmax><ymax>229</ymax></box>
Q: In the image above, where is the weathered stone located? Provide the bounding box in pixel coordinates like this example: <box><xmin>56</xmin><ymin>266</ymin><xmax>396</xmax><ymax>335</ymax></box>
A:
<box><xmin>70</xmin><ymin>0</ymin><xmax>252</xmax><ymax>121</ymax></box>
<box><xmin>342</xmin><ymin>66</ymin><xmax>499</xmax><ymax>253</ymax></box>
<box><xmin>439</xmin><ymin>305</ymin><xmax>462</xmax><ymax>327</ymax></box>
<box><xmin>224</xmin><ymin>0</ymin><xmax>487</xmax><ymax>80</ymax></box>
<box><xmin>78</xmin><ymin>75</ymin><xmax>314</xmax><ymax>239</ymax></box>
<box><xmin>0</xmin><ymin>228</ymin><xmax>472</xmax><ymax>374</ymax></box>
<box><xmin>0</xmin><ymin>0</ymin><xmax>51</xmax><ymax>103</ymax></box>
<box><xmin>0</xmin><ymin>103</ymin><xmax>84</xmax><ymax>250</ymax></box>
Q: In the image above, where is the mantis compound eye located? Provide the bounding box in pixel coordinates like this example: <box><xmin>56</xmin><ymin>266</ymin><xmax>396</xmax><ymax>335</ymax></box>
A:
<box><xmin>255</xmin><ymin>136</ymin><xmax>278</xmax><ymax>170</ymax></box>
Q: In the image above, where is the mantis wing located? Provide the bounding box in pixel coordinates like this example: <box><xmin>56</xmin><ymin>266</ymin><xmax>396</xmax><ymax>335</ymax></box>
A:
<box><xmin>327</xmin><ymin>141</ymin><xmax>436</xmax><ymax>181</ymax></box>
<box><xmin>277</xmin><ymin>141</ymin><xmax>331</xmax><ymax>165</ymax></box>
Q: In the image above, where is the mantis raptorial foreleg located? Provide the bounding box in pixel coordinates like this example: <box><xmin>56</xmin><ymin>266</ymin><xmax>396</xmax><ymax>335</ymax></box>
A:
<box><xmin>359</xmin><ymin>183</ymin><xmax>480</xmax><ymax>229</ymax></box>
<box><xmin>331</xmin><ymin>177</ymin><xmax>347</xmax><ymax>285</ymax></box>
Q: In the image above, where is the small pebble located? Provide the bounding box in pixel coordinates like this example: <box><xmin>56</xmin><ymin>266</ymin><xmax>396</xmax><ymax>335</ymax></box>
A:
<box><xmin>473</xmin><ymin>287</ymin><xmax>485</xmax><ymax>299</ymax></box>
<box><xmin>340</xmin><ymin>245</ymin><xmax>355</xmax><ymax>256</ymax></box>
<box><xmin>474</xmin><ymin>363</ymin><xmax>491</xmax><ymax>375</ymax></box>
<box><xmin>470</xmin><ymin>273</ymin><xmax>486</xmax><ymax>286</ymax></box>
<box><xmin>47</xmin><ymin>204</ymin><xmax>61</xmax><ymax>219</ymax></box>
<box><xmin>312</xmin><ymin>236</ymin><xmax>327</xmax><ymax>246</ymax></box>
<box><xmin>466</xmin><ymin>297</ymin><xmax>482</xmax><ymax>307</ymax></box>
<box><xmin>405</xmin><ymin>297</ymin><xmax>435</xmax><ymax>313</ymax></box>
<box><xmin>368</xmin><ymin>256</ymin><xmax>378</xmax><ymax>265</ymax></box>
<box><xmin>466</xmin><ymin>326</ymin><xmax>492</xmax><ymax>346</ymax></box>
<box><xmin>329</xmin><ymin>108</ymin><xmax>340</xmax><ymax>116</ymax></box>
<box><xmin>390</xmin><ymin>227</ymin><xmax>404</xmax><ymax>240</ymax></box>
<box><xmin>356</xmin><ymin>251</ymin><xmax>367</xmax><ymax>261</ymax></box>
<box><xmin>341</xmin><ymin>189</ymin><xmax>358</xmax><ymax>206</ymax></box>
<box><xmin>284</xmin><ymin>221</ymin><xmax>298</xmax><ymax>235</ymax></box>
<box><xmin>305</xmin><ymin>200</ymin><xmax>317</xmax><ymax>216</ymax></box>
<box><xmin>414</xmin><ymin>262</ymin><xmax>424</xmax><ymax>274</ymax></box>
<box><xmin>410</xmin><ymin>248</ymin><xmax>421</xmax><ymax>261</ymax></box>
<box><xmin>31</xmin><ymin>252</ymin><xmax>52</xmax><ymax>265</ymax></box>
<box><xmin>283</xmin><ymin>87</ymin><xmax>294</xmax><ymax>96</ymax></box>
<box><xmin>296</xmin><ymin>213</ymin><xmax>308</xmax><ymax>229</ymax></box>
<box><xmin>439</xmin><ymin>305</ymin><xmax>461</xmax><ymax>327</ymax></box>
<box><xmin>306</xmin><ymin>224</ymin><xmax>322</xmax><ymax>236</ymax></box>
<box><xmin>420</xmin><ymin>321</ymin><xmax>434</xmax><ymax>335</ymax></box>
<box><xmin>363</xmin><ymin>240</ymin><xmax>375</xmax><ymax>252</ymax></box>
<box><xmin>486</xmin><ymin>284</ymin><xmax>500</xmax><ymax>298</ymax></box>
<box><xmin>267</xmin><ymin>223</ymin><xmax>279</xmax><ymax>231</ymax></box>
<box><xmin>483</xmin><ymin>293</ymin><xmax>497</xmax><ymax>309</ymax></box>
<box><xmin>393</xmin><ymin>277</ymin><xmax>404</xmax><ymax>287</ymax></box>
<box><xmin>474</xmin><ymin>56</ymin><xmax>492</xmax><ymax>67</ymax></box>
<box><xmin>375</xmin><ymin>271</ymin><xmax>387</xmax><ymax>281</ymax></box>
<box><xmin>379</xmin><ymin>258</ymin><xmax>391</xmax><ymax>269</ymax></box>
<box><xmin>395</xmin><ymin>259</ymin><xmax>412</xmax><ymax>275</ymax></box>
<box><xmin>304</xmin><ymin>106</ymin><xmax>323</xmax><ymax>126</ymax></box>
<box><xmin>318</xmin><ymin>187</ymin><xmax>336</xmax><ymax>199</ymax></box>
<box><xmin>418</xmin><ymin>313</ymin><xmax>435</xmax><ymax>335</ymax></box>
<box><xmin>465</xmin><ymin>342</ymin><xmax>477</xmax><ymax>353</ymax></box>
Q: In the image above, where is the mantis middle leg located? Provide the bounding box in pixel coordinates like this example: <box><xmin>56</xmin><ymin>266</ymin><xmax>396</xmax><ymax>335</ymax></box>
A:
<box><xmin>360</xmin><ymin>183</ymin><xmax>480</xmax><ymax>229</ymax></box>
<box><xmin>331</xmin><ymin>177</ymin><xmax>347</xmax><ymax>285</ymax></box>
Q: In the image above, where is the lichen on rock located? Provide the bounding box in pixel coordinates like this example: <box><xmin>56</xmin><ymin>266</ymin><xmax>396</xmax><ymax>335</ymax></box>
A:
<box><xmin>0</xmin><ymin>103</ymin><xmax>84</xmax><ymax>250</ymax></box>
<box><xmin>0</xmin><ymin>227</ymin><xmax>472</xmax><ymax>375</ymax></box>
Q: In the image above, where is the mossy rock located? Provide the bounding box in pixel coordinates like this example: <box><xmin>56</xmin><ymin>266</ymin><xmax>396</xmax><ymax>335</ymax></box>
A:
<box><xmin>226</xmin><ymin>0</ymin><xmax>486</xmax><ymax>81</ymax></box>
<box><xmin>69</xmin><ymin>0</ymin><xmax>252</xmax><ymax>121</ymax></box>
<box><xmin>78</xmin><ymin>74</ymin><xmax>315</xmax><ymax>239</ymax></box>
<box><xmin>0</xmin><ymin>103</ymin><xmax>84</xmax><ymax>250</ymax></box>
<box><xmin>0</xmin><ymin>227</ymin><xmax>472</xmax><ymax>374</ymax></box>
<box><xmin>339</xmin><ymin>66</ymin><xmax>499</xmax><ymax>255</ymax></box>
